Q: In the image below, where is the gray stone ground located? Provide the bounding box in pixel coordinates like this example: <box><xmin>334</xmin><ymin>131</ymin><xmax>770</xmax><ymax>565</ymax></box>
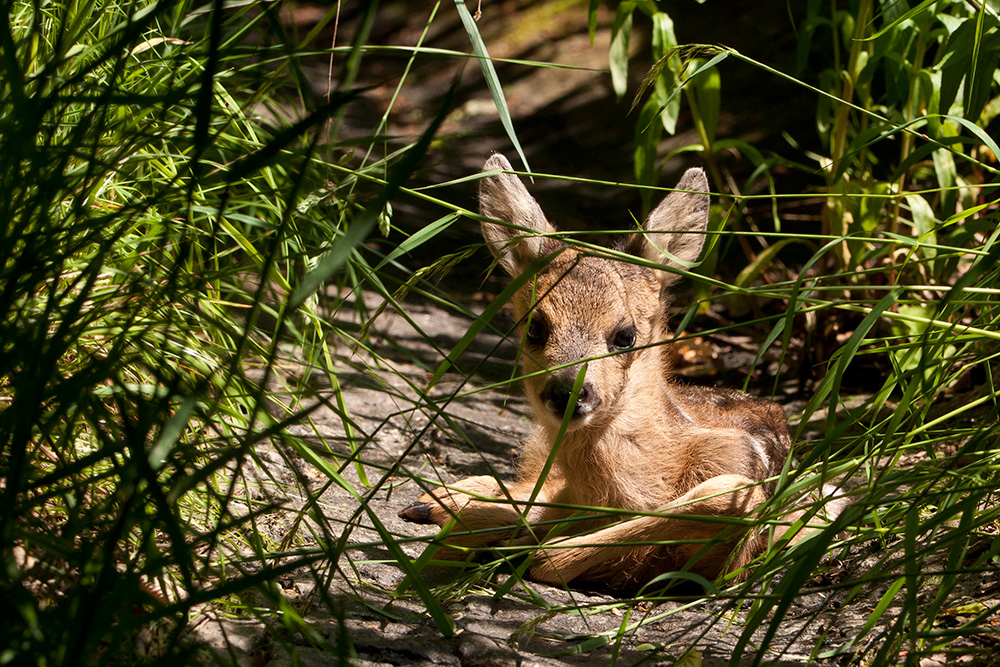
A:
<box><xmin>189</xmin><ymin>290</ymin><xmax>999</xmax><ymax>666</ymax></box>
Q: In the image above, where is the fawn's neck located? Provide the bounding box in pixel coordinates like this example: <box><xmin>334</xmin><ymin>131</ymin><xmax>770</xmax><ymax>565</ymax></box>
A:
<box><xmin>546</xmin><ymin>357</ymin><xmax>679</xmax><ymax>510</ymax></box>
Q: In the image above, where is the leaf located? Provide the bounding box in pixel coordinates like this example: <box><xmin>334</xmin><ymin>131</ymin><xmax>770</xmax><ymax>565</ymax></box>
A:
<box><xmin>651</xmin><ymin>12</ymin><xmax>680</xmax><ymax>134</ymax></box>
<box><xmin>609</xmin><ymin>2</ymin><xmax>635</xmax><ymax>99</ymax></box>
<box><xmin>294</xmin><ymin>443</ymin><xmax>456</xmax><ymax>636</ymax></box>
<box><xmin>903</xmin><ymin>194</ymin><xmax>938</xmax><ymax>255</ymax></box>
<box><xmin>941</xmin><ymin>114</ymin><xmax>1000</xmax><ymax>167</ymax></box>
<box><xmin>861</xmin><ymin>0</ymin><xmax>937</xmax><ymax>41</ymax></box>
<box><xmin>933</xmin><ymin>147</ymin><xmax>958</xmax><ymax>214</ymax></box>
<box><xmin>732</xmin><ymin>238</ymin><xmax>805</xmax><ymax>289</ymax></box>
<box><xmin>647</xmin><ymin>50</ymin><xmax>730</xmax><ymax>131</ymax></box>
<box><xmin>651</xmin><ymin>11</ymin><xmax>678</xmax><ymax>61</ymax></box>
<box><xmin>374</xmin><ymin>213</ymin><xmax>459</xmax><ymax>272</ymax></box>
<box><xmin>587</xmin><ymin>0</ymin><xmax>601</xmax><ymax>42</ymax></box>
<box><xmin>676</xmin><ymin>648</ymin><xmax>703</xmax><ymax>667</ymax></box>
<box><xmin>149</xmin><ymin>396</ymin><xmax>198</xmax><ymax>472</ymax></box>
<box><xmin>454</xmin><ymin>0</ymin><xmax>531</xmax><ymax>172</ymax></box>
<box><xmin>692</xmin><ymin>61</ymin><xmax>721</xmax><ymax>146</ymax></box>
<box><xmin>794</xmin><ymin>286</ymin><xmax>903</xmax><ymax>441</ymax></box>
<box><xmin>935</xmin><ymin>15</ymin><xmax>1000</xmax><ymax>120</ymax></box>
<box><xmin>857</xmin><ymin>578</ymin><xmax>907</xmax><ymax>641</ymax></box>
<box><xmin>947</xmin><ymin>602</ymin><xmax>987</xmax><ymax>616</ymax></box>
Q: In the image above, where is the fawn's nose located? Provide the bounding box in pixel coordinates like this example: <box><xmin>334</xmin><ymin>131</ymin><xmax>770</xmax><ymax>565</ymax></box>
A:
<box><xmin>540</xmin><ymin>378</ymin><xmax>601</xmax><ymax>418</ymax></box>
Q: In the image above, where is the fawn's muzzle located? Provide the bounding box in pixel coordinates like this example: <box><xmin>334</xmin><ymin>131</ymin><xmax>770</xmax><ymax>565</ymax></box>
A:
<box><xmin>540</xmin><ymin>377</ymin><xmax>601</xmax><ymax>418</ymax></box>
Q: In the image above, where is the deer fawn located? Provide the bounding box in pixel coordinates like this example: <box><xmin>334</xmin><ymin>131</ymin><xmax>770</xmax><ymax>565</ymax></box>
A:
<box><xmin>400</xmin><ymin>153</ymin><xmax>844</xmax><ymax>590</ymax></box>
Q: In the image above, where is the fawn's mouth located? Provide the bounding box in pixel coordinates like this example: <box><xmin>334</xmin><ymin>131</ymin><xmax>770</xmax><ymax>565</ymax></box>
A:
<box><xmin>542</xmin><ymin>397</ymin><xmax>601</xmax><ymax>428</ymax></box>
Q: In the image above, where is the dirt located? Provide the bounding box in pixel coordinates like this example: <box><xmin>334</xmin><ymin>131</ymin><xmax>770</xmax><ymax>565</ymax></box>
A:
<box><xmin>186</xmin><ymin>285</ymin><xmax>997</xmax><ymax>667</ymax></box>
<box><xmin>187</xmin><ymin>3</ymin><xmax>1000</xmax><ymax>664</ymax></box>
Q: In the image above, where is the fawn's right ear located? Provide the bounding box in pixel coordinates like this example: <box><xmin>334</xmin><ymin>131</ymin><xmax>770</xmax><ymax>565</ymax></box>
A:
<box><xmin>478</xmin><ymin>153</ymin><xmax>557</xmax><ymax>276</ymax></box>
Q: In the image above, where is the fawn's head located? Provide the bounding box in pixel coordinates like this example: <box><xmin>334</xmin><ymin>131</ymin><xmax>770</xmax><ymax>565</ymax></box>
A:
<box><xmin>478</xmin><ymin>153</ymin><xmax>710</xmax><ymax>431</ymax></box>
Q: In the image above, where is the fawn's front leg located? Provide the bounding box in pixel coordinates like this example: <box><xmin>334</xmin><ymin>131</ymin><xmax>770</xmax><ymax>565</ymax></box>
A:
<box><xmin>399</xmin><ymin>475</ymin><xmax>562</xmax><ymax>557</ymax></box>
<box><xmin>528</xmin><ymin>474</ymin><xmax>769</xmax><ymax>588</ymax></box>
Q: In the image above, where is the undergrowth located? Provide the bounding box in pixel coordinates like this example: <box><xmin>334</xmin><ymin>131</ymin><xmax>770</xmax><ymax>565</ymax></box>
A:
<box><xmin>1</xmin><ymin>0</ymin><xmax>998</xmax><ymax>665</ymax></box>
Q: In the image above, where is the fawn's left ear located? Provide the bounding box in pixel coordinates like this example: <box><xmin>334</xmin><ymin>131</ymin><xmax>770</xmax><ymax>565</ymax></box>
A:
<box><xmin>631</xmin><ymin>167</ymin><xmax>710</xmax><ymax>285</ymax></box>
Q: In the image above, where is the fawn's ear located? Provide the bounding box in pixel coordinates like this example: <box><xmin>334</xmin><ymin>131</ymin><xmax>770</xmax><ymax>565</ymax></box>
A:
<box><xmin>478</xmin><ymin>153</ymin><xmax>557</xmax><ymax>276</ymax></box>
<box><xmin>632</xmin><ymin>167</ymin><xmax>710</xmax><ymax>285</ymax></box>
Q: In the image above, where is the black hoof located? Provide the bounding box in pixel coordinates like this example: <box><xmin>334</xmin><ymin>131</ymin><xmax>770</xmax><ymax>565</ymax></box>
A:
<box><xmin>398</xmin><ymin>501</ymin><xmax>432</xmax><ymax>524</ymax></box>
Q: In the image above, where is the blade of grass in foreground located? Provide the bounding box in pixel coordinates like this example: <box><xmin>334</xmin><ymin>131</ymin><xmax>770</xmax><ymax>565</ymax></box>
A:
<box><xmin>454</xmin><ymin>0</ymin><xmax>531</xmax><ymax>173</ymax></box>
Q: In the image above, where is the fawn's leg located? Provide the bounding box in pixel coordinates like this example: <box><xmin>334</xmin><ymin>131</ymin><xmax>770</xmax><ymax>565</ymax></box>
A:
<box><xmin>771</xmin><ymin>483</ymin><xmax>852</xmax><ymax>545</ymax></box>
<box><xmin>399</xmin><ymin>475</ymin><xmax>563</xmax><ymax>556</ymax></box>
<box><xmin>528</xmin><ymin>474</ymin><xmax>768</xmax><ymax>587</ymax></box>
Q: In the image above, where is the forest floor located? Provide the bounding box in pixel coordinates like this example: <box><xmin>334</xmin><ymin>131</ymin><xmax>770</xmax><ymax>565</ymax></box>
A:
<box><xmin>190</xmin><ymin>288</ymin><xmax>998</xmax><ymax>667</ymax></box>
<box><xmin>182</xmin><ymin>3</ymin><xmax>1000</xmax><ymax>664</ymax></box>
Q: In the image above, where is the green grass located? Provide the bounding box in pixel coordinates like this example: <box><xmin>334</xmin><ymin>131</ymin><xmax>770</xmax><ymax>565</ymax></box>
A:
<box><xmin>1</xmin><ymin>0</ymin><xmax>998</xmax><ymax>665</ymax></box>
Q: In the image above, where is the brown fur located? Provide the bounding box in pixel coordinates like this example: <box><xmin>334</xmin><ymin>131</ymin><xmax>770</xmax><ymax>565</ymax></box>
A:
<box><xmin>400</xmin><ymin>153</ymin><xmax>846</xmax><ymax>591</ymax></box>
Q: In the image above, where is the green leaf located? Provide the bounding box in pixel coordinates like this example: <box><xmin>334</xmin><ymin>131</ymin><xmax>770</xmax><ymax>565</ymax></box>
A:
<box><xmin>692</xmin><ymin>62</ymin><xmax>721</xmax><ymax>145</ymax></box>
<box><xmin>941</xmin><ymin>113</ymin><xmax>1000</xmax><ymax>165</ymax></box>
<box><xmin>610</xmin><ymin>2</ymin><xmax>635</xmax><ymax>99</ymax></box>
<box><xmin>587</xmin><ymin>0</ymin><xmax>601</xmax><ymax>42</ymax></box>
<box><xmin>149</xmin><ymin>396</ymin><xmax>198</xmax><ymax>472</ymax></box>
<box><xmin>651</xmin><ymin>11</ymin><xmax>678</xmax><ymax>61</ymax></box>
<box><xmin>794</xmin><ymin>286</ymin><xmax>903</xmax><ymax>441</ymax></box>
<box><xmin>374</xmin><ymin>213</ymin><xmax>459</xmax><ymax>272</ymax></box>
<box><xmin>858</xmin><ymin>578</ymin><xmax>907</xmax><ymax>641</ymax></box>
<box><xmin>732</xmin><ymin>239</ymin><xmax>805</xmax><ymax>290</ymax></box>
<box><xmin>933</xmin><ymin>147</ymin><xmax>958</xmax><ymax>214</ymax></box>
<box><xmin>455</xmin><ymin>0</ymin><xmax>531</xmax><ymax>172</ymax></box>
<box><xmin>295</xmin><ymin>443</ymin><xmax>456</xmax><ymax>636</ymax></box>
<box><xmin>676</xmin><ymin>648</ymin><xmax>703</xmax><ymax>667</ymax></box>
<box><xmin>861</xmin><ymin>0</ymin><xmax>937</xmax><ymax>41</ymax></box>
<box><xmin>903</xmin><ymin>194</ymin><xmax>938</xmax><ymax>254</ymax></box>
<box><xmin>650</xmin><ymin>12</ymin><xmax>680</xmax><ymax>134</ymax></box>
<box><xmin>646</xmin><ymin>51</ymin><xmax>729</xmax><ymax>132</ymax></box>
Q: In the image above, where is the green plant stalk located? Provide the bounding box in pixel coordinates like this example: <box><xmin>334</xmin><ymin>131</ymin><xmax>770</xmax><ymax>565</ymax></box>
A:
<box><xmin>825</xmin><ymin>0</ymin><xmax>873</xmax><ymax>271</ymax></box>
<box><xmin>892</xmin><ymin>33</ymin><xmax>928</xmax><ymax>239</ymax></box>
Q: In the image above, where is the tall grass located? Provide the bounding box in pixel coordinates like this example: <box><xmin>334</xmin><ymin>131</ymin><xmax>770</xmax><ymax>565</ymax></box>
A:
<box><xmin>0</xmin><ymin>0</ymin><xmax>400</xmax><ymax>662</ymax></box>
<box><xmin>1</xmin><ymin>0</ymin><xmax>998</xmax><ymax>665</ymax></box>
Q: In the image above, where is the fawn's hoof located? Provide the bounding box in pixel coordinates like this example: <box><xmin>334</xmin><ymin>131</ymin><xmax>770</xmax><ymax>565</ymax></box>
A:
<box><xmin>398</xmin><ymin>501</ymin><xmax>432</xmax><ymax>524</ymax></box>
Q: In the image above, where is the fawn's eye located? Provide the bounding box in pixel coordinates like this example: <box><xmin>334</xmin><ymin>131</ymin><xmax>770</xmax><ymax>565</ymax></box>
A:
<box><xmin>610</xmin><ymin>325</ymin><xmax>637</xmax><ymax>350</ymax></box>
<box><xmin>525</xmin><ymin>314</ymin><xmax>548</xmax><ymax>346</ymax></box>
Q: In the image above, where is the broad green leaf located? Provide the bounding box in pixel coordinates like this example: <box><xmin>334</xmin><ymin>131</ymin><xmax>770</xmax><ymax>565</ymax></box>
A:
<box><xmin>904</xmin><ymin>194</ymin><xmax>938</xmax><ymax>254</ymax></box>
<box><xmin>587</xmin><ymin>0</ymin><xmax>601</xmax><ymax>41</ymax></box>
<box><xmin>610</xmin><ymin>2</ymin><xmax>635</xmax><ymax>99</ymax></box>
<box><xmin>651</xmin><ymin>12</ymin><xmax>677</xmax><ymax>61</ymax></box>
<box><xmin>933</xmin><ymin>147</ymin><xmax>958</xmax><ymax>214</ymax></box>
<box><xmin>647</xmin><ymin>51</ymin><xmax>729</xmax><ymax>130</ymax></box>
<box><xmin>651</xmin><ymin>12</ymin><xmax>680</xmax><ymax>133</ymax></box>
<box><xmin>692</xmin><ymin>62</ymin><xmax>721</xmax><ymax>146</ymax></box>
